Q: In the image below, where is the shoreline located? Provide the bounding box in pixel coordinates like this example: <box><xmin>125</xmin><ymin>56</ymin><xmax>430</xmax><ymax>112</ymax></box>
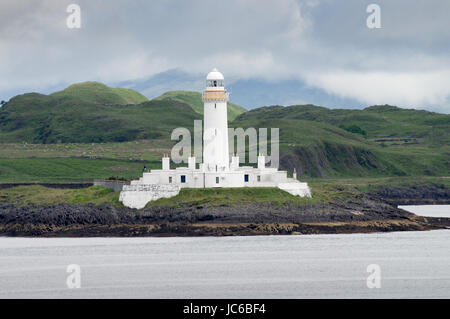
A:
<box><xmin>0</xmin><ymin>185</ymin><xmax>449</xmax><ymax>237</ymax></box>
<box><xmin>1</xmin><ymin>219</ymin><xmax>448</xmax><ymax>238</ymax></box>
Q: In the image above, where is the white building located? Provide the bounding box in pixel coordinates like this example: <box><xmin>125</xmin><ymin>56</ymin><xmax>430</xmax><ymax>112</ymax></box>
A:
<box><xmin>120</xmin><ymin>68</ymin><xmax>311</xmax><ymax>209</ymax></box>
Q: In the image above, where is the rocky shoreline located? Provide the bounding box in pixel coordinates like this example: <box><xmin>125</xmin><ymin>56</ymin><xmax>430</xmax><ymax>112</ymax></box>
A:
<box><xmin>368</xmin><ymin>184</ymin><xmax>450</xmax><ymax>205</ymax></box>
<box><xmin>0</xmin><ymin>188</ymin><xmax>449</xmax><ymax>237</ymax></box>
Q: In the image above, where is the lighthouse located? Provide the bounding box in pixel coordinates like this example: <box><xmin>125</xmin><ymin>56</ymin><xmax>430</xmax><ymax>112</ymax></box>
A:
<box><xmin>202</xmin><ymin>68</ymin><xmax>230</xmax><ymax>171</ymax></box>
<box><xmin>119</xmin><ymin>68</ymin><xmax>312</xmax><ymax>209</ymax></box>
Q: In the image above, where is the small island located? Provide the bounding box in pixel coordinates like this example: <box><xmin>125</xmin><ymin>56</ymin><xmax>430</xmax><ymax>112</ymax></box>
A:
<box><xmin>0</xmin><ymin>178</ymin><xmax>448</xmax><ymax>237</ymax></box>
<box><xmin>0</xmin><ymin>75</ymin><xmax>448</xmax><ymax>237</ymax></box>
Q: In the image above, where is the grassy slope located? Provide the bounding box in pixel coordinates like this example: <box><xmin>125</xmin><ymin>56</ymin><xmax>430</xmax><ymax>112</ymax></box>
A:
<box><xmin>0</xmin><ymin>93</ymin><xmax>201</xmax><ymax>143</ymax></box>
<box><xmin>233</xmin><ymin>104</ymin><xmax>450</xmax><ymax>178</ymax></box>
<box><xmin>51</xmin><ymin>82</ymin><xmax>149</xmax><ymax>105</ymax></box>
<box><xmin>154</xmin><ymin>90</ymin><xmax>247</xmax><ymax>121</ymax></box>
<box><xmin>236</xmin><ymin>104</ymin><xmax>449</xmax><ymax>145</ymax></box>
<box><xmin>0</xmin><ymin>184</ymin><xmax>353</xmax><ymax>208</ymax></box>
<box><xmin>0</xmin><ymin>185</ymin><xmax>121</xmax><ymax>206</ymax></box>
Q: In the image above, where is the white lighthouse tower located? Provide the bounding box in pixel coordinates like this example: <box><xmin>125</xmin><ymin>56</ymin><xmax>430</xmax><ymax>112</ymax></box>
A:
<box><xmin>119</xmin><ymin>68</ymin><xmax>312</xmax><ymax>209</ymax></box>
<box><xmin>202</xmin><ymin>68</ymin><xmax>230</xmax><ymax>171</ymax></box>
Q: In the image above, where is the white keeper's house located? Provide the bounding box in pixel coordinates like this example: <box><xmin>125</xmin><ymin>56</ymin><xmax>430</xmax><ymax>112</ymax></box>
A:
<box><xmin>120</xmin><ymin>68</ymin><xmax>311</xmax><ymax>209</ymax></box>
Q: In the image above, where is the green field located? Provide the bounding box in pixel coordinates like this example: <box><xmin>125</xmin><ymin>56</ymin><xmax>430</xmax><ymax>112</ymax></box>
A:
<box><xmin>0</xmin><ymin>183</ymin><xmax>356</xmax><ymax>208</ymax></box>
<box><xmin>0</xmin><ymin>140</ymin><xmax>168</xmax><ymax>161</ymax></box>
<box><xmin>0</xmin><ymin>185</ymin><xmax>121</xmax><ymax>206</ymax></box>
<box><xmin>0</xmin><ymin>158</ymin><xmax>147</xmax><ymax>182</ymax></box>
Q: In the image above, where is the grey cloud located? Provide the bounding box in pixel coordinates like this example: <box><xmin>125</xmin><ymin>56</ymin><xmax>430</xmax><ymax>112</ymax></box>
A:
<box><xmin>0</xmin><ymin>0</ymin><xmax>449</xmax><ymax>112</ymax></box>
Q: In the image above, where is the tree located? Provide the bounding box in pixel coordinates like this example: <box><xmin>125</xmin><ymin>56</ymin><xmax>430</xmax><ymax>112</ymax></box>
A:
<box><xmin>0</xmin><ymin>100</ymin><xmax>5</xmax><ymax>106</ymax></box>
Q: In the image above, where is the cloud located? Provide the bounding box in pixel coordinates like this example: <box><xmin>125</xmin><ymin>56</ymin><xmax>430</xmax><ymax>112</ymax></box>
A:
<box><xmin>305</xmin><ymin>70</ymin><xmax>450</xmax><ymax>112</ymax></box>
<box><xmin>0</xmin><ymin>0</ymin><xmax>449</xmax><ymax>112</ymax></box>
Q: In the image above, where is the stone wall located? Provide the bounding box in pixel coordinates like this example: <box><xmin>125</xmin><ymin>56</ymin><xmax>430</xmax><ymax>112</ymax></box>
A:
<box><xmin>94</xmin><ymin>180</ymin><xmax>130</xmax><ymax>192</ymax></box>
<box><xmin>278</xmin><ymin>180</ymin><xmax>312</xmax><ymax>197</ymax></box>
<box><xmin>0</xmin><ymin>182</ymin><xmax>93</xmax><ymax>190</ymax></box>
<box><xmin>119</xmin><ymin>184</ymin><xmax>181</xmax><ymax>209</ymax></box>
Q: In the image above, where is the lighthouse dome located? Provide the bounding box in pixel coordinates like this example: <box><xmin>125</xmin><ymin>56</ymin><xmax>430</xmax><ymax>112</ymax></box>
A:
<box><xmin>206</xmin><ymin>68</ymin><xmax>224</xmax><ymax>80</ymax></box>
<box><xmin>206</xmin><ymin>68</ymin><xmax>225</xmax><ymax>89</ymax></box>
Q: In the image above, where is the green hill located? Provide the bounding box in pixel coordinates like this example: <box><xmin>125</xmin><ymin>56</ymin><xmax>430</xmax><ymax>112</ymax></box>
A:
<box><xmin>233</xmin><ymin>104</ymin><xmax>450</xmax><ymax>178</ymax></box>
<box><xmin>51</xmin><ymin>81</ymin><xmax>149</xmax><ymax>105</ymax></box>
<box><xmin>0</xmin><ymin>83</ymin><xmax>200</xmax><ymax>144</ymax></box>
<box><xmin>235</xmin><ymin>104</ymin><xmax>449</xmax><ymax>146</ymax></box>
<box><xmin>0</xmin><ymin>82</ymin><xmax>448</xmax><ymax>181</ymax></box>
<box><xmin>154</xmin><ymin>90</ymin><xmax>246</xmax><ymax>121</ymax></box>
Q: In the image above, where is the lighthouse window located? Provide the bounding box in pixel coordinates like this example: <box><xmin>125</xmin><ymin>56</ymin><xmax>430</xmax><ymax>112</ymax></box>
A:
<box><xmin>244</xmin><ymin>174</ymin><xmax>249</xmax><ymax>182</ymax></box>
<box><xmin>169</xmin><ymin>176</ymin><xmax>172</xmax><ymax>183</ymax></box>
<box><xmin>215</xmin><ymin>103</ymin><xmax>216</xmax><ymax>109</ymax></box>
<box><xmin>216</xmin><ymin>176</ymin><xmax>219</xmax><ymax>184</ymax></box>
<box><xmin>257</xmin><ymin>175</ymin><xmax>261</xmax><ymax>182</ymax></box>
<box><xmin>207</xmin><ymin>80</ymin><xmax>224</xmax><ymax>87</ymax></box>
<box><xmin>180</xmin><ymin>175</ymin><xmax>186</xmax><ymax>183</ymax></box>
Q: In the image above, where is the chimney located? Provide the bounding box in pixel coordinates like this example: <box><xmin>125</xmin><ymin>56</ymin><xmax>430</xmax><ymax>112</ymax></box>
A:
<box><xmin>162</xmin><ymin>154</ymin><xmax>170</xmax><ymax>171</ymax></box>
<box><xmin>188</xmin><ymin>155</ymin><xmax>196</xmax><ymax>170</ymax></box>
<box><xmin>258</xmin><ymin>153</ymin><xmax>265</xmax><ymax>170</ymax></box>
<box><xmin>231</xmin><ymin>153</ymin><xmax>239</xmax><ymax>170</ymax></box>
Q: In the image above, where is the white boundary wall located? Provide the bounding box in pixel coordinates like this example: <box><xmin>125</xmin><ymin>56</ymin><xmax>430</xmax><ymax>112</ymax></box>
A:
<box><xmin>119</xmin><ymin>184</ymin><xmax>181</xmax><ymax>209</ymax></box>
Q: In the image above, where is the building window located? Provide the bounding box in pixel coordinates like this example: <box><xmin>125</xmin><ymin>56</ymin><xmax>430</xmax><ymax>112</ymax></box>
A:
<box><xmin>244</xmin><ymin>174</ymin><xmax>249</xmax><ymax>182</ymax></box>
<box><xmin>257</xmin><ymin>175</ymin><xmax>261</xmax><ymax>182</ymax></box>
<box><xmin>181</xmin><ymin>175</ymin><xmax>186</xmax><ymax>183</ymax></box>
<box><xmin>216</xmin><ymin>176</ymin><xmax>219</xmax><ymax>184</ymax></box>
<box><xmin>169</xmin><ymin>176</ymin><xmax>172</xmax><ymax>183</ymax></box>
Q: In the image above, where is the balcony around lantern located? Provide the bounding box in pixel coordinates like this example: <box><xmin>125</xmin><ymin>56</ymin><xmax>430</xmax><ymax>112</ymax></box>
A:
<box><xmin>202</xmin><ymin>90</ymin><xmax>229</xmax><ymax>102</ymax></box>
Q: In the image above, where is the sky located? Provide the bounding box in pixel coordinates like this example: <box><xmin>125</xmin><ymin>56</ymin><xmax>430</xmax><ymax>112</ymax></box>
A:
<box><xmin>1</xmin><ymin>0</ymin><xmax>450</xmax><ymax>113</ymax></box>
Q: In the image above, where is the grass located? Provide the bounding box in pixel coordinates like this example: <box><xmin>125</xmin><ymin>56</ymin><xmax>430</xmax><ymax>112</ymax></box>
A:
<box><xmin>0</xmin><ymin>140</ymin><xmax>168</xmax><ymax>161</ymax></box>
<box><xmin>0</xmin><ymin>176</ymin><xmax>446</xmax><ymax>209</ymax></box>
<box><xmin>232</xmin><ymin>107</ymin><xmax>449</xmax><ymax>178</ymax></box>
<box><xmin>304</xmin><ymin>176</ymin><xmax>450</xmax><ymax>194</ymax></box>
<box><xmin>0</xmin><ymin>157</ymin><xmax>148</xmax><ymax>182</ymax></box>
<box><xmin>0</xmin><ymin>87</ymin><xmax>201</xmax><ymax>144</ymax></box>
<box><xmin>51</xmin><ymin>82</ymin><xmax>149</xmax><ymax>105</ymax></box>
<box><xmin>0</xmin><ymin>183</ymin><xmax>357</xmax><ymax>208</ymax></box>
<box><xmin>0</xmin><ymin>185</ymin><xmax>121</xmax><ymax>206</ymax></box>
<box><xmin>236</xmin><ymin>104</ymin><xmax>449</xmax><ymax>146</ymax></box>
<box><xmin>149</xmin><ymin>185</ymin><xmax>356</xmax><ymax>208</ymax></box>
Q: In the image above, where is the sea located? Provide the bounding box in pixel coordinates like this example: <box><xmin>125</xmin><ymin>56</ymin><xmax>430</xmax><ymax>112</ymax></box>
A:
<box><xmin>0</xmin><ymin>205</ymin><xmax>449</xmax><ymax>298</ymax></box>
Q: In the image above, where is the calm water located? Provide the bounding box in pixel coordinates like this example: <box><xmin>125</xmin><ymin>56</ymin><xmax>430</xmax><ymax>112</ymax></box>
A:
<box><xmin>0</xmin><ymin>227</ymin><xmax>449</xmax><ymax>298</ymax></box>
<box><xmin>399</xmin><ymin>205</ymin><xmax>450</xmax><ymax>217</ymax></box>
